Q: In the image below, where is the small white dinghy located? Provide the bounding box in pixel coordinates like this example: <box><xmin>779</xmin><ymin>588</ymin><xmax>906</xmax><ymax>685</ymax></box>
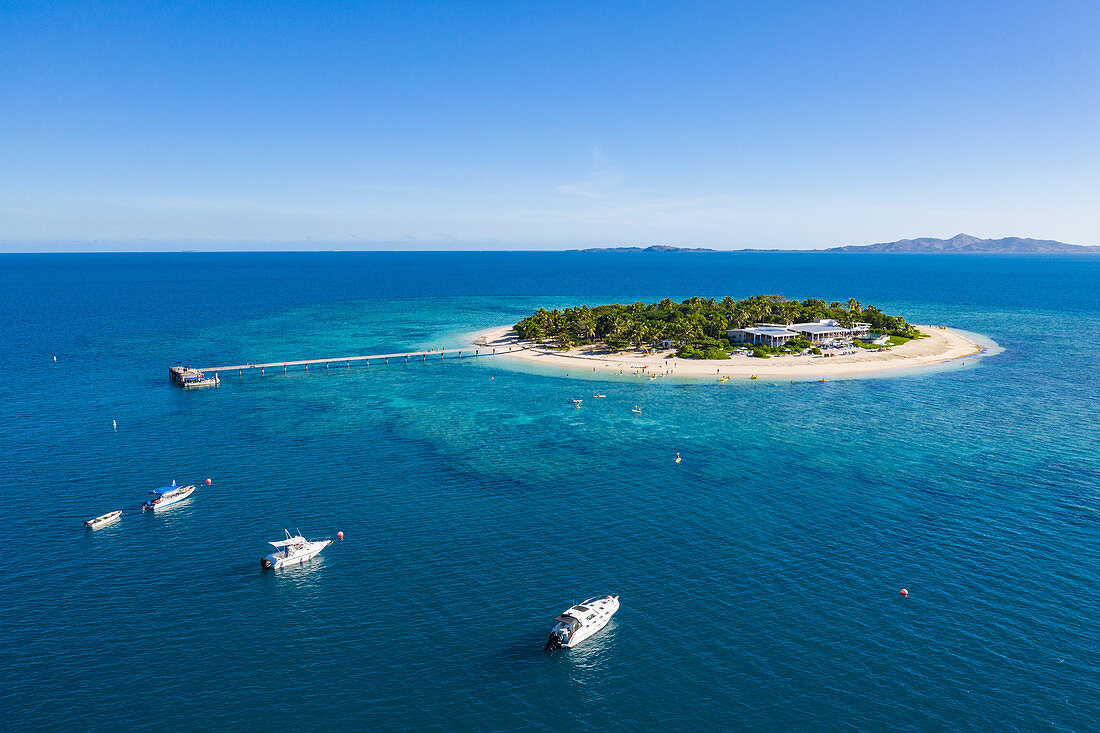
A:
<box><xmin>545</xmin><ymin>594</ymin><xmax>620</xmax><ymax>650</ymax></box>
<box><xmin>85</xmin><ymin>510</ymin><xmax>122</xmax><ymax>529</ymax></box>
<box><xmin>261</xmin><ymin>529</ymin><xmax>332</xmax><ymax>569</ymax></box>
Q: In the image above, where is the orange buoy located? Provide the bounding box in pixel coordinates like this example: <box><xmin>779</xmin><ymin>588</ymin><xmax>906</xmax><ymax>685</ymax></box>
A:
<box><xmin>337</xmin><ymin>531</ymin><xmax>344</xmax><ymax>540</ymax></box>
<box><xmin>900</xmin><ymin>588</ymin><xmax>909</xmax><ymax>596</ymax></box>
<box><xmin>205</xmin><ymin>478</ymin><xmax>212</xmax><ymax>485</ymax></box>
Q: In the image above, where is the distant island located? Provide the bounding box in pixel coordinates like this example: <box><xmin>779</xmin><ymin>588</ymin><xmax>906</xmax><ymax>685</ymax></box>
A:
<box><xmin>565</xmin><ymin>234</ymin><xmax>1096</xmax><ymax>254</ymax></box>
<box><xmin>569</xmin><ymin>245</ymin><xmax>716</xmax><ymax>253</ymax></box>
<box><xmin>828</xmin><ymin>233</ymin><xmax>1097</xmax><ymax>253</ymax></box>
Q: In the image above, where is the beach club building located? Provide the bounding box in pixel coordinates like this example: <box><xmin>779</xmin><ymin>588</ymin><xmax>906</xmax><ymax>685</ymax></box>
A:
<box><xmin>727</xmin><ymin>325</ymin><xmax>800</xmax><ymax>347</ymax></box>
<box><xmin>727</xmin><ymin>319</ymin><xmax>872</xmax><ymax>346</ymax></box>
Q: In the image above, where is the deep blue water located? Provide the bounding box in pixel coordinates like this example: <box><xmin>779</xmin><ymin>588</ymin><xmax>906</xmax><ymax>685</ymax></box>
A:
<box><xmin>1</xmin><ymin>252</ymin><xmax>1097</xmax><ymax>731</ymax></box>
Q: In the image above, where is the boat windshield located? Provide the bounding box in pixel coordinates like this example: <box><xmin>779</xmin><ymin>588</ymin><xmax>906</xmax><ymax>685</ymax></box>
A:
<box><xmin>553</xmin><ymin>615</ymin><xmax>582</xmax><ymax>630</ymax></box>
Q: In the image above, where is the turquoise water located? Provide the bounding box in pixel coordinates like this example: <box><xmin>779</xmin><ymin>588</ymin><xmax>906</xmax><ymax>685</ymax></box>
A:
<box><xmin>1</xmin><ymin>252</ymin><xmax>1097</xmax><ymax>731</ymax></box>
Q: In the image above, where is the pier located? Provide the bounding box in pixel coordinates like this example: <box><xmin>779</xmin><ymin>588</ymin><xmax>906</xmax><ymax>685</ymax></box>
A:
<box><xmin>169</xmin><ymin>365</ymin><xmax>220</xmax><ymax>388</ymax></box>
<box><xmin>170</xmin><ymin>343</ymin><xmax>528</xmax><ymax>387</ymax></box>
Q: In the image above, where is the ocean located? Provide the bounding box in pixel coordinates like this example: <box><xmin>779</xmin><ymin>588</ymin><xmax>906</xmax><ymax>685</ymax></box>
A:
<box><xmin>1</xmin><ymin>252</ymin><xmax>1096</xmax><ymax>731</ymax></box>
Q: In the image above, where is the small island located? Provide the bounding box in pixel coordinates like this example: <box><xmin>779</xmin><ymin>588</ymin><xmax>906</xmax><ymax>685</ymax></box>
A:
<box><xmin>567</xmin><ymin>244</ymin><xmax>717</xmax><ymax>253</ymax></box>
<box><xmin>472</xmin><ymin>295</ymin><xmax>987</xmax><ymax>380</ymax></box>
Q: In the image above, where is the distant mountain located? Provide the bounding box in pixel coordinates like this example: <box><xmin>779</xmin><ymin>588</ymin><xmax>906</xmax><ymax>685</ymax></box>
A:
<box><xmin>828</xmin><ymin>234</ymin><xmax>1097</xmax><ymax>253</ymax></box>
<box><xmin>570</xmin><ymin>244</ymin><xmax>716</xmax><ymax>253</ymax></box>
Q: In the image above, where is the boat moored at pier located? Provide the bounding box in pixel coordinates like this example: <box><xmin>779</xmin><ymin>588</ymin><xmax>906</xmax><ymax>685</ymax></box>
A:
<box><xmin>169</xmin><ymin>365</ymin><xmax>219</xmax><ymax>388</ymax></box>
<box><xmin>545</xmin><ymin>594</ymin><xmax>620</xmax><ymax>650</ymax></box>
<box><xmin>143</xmin><ymin>481</ymin><xmax>196</xmax><ymax>511</ymax></box>
<box><xmin>261</xmin><ymin>530</ymin><xmax>332</xmax><ymax>569</ymax></box>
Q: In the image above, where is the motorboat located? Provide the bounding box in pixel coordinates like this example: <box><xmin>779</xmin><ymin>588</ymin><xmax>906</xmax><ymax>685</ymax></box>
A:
<box><xmin>261</xmin><ymin>529</ymin><xmax>331</xmax><ymax>569</ymax></box>
<box><xmin>545</xmin><ymin>594</ymin><xmax>620</xmax><ymax>650</ymax></box>
<box><xmin>142</xmin><ymin>481</ymin><xmax>196</xmax><ymax>511</ymax></box>
<box><xmin>85</xmin><ymin>510</ymin><xmax>122</xmax><ymax>529</ymax></box>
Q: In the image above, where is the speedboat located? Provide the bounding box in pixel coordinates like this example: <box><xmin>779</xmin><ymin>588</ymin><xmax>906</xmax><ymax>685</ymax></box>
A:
<box><xmin>261</xmin><ymin>530</ymin><xmax>331</xmax><ymax>569</ymax></box>
<box><xmin>142</xmin><ymin>481</ymin><xmax>196</xmax><ymax>511</ymax></box>
<box><xmin>85</xmin><ymin>510</ymin><xmax>122</xmax><ymax>529</ymax></box>
<box><xmin>545</xmin><ymin>595</ymin><xmax>620</xmax><ymax>650</ymax></box>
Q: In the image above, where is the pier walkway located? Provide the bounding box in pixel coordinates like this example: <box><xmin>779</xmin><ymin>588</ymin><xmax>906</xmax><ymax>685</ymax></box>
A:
<box><xmin>173</xmin><ymin>340</ymin><xmax>529</xmax><ymax>385</ymax></box>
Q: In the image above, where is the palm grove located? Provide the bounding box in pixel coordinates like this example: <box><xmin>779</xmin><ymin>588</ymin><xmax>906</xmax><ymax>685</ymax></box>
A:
<box><xmin>512</xmin><ymin>295</ymin><xmax>920</xmax><ymax>358</ymax></box>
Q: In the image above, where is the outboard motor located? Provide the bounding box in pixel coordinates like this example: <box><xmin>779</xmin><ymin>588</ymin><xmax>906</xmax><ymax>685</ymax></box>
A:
<box><xmin>261</xmin><ymin>557</ymin><xmax>273</xmax><ymax>569</ymax></box>
<box><xmin>544</xmin><ymin>628</ymin><xmax>569</xmax><ymax>651</ymax></box>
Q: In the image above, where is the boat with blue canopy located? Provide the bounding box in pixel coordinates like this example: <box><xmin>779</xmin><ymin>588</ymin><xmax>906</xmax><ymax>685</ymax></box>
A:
<box><xmin>142</xmin><ymin>481</ymin><xmax>196</xmax><ymax>511</ymax></box>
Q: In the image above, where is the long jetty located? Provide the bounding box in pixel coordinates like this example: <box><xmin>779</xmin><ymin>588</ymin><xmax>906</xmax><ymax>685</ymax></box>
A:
<box><xmin>172</xmin><ymin>342</ymin><xmax>529</xmax><ymax>386</ymax></box>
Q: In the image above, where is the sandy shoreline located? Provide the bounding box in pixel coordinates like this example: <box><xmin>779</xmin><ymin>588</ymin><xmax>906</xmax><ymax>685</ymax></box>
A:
<box><xmin>469</xmin><ymin>324</ymin><xmax>988</xmax><ymax>380</ymax></box>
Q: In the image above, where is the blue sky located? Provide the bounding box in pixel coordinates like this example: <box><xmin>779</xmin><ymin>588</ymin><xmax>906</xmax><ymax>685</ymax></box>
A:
<box><xmin>2</xmin><ymin>1</ymin><xmax>1098</xmax><ymax>250</ymax></box>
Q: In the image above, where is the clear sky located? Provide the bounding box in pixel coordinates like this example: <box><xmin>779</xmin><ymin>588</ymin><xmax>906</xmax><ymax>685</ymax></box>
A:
<box><xmin>2</xmin><ymin>1</ymin><xmax>1098</xmax><ymax>250</ymax></box>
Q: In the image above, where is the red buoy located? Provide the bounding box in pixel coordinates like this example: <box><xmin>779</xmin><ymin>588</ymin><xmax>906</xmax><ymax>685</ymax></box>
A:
<box><xmin>337</xmin><ymin>531</ymin><xmax>344</xmax><ymax>540</ymax></box>
<box><xmin>205</xmin><ymin>478</ymin><xmax>212</xmax><ymax>485</ymax></box>
<box><xmin>900</xmin><ymin>588</ymin><xmax>909</xmax><ymax>597</ymax></box>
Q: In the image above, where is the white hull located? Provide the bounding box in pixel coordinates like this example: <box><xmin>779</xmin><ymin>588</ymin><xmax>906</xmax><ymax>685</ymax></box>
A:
<box><xmin>85</xmin><ymin>511</ymin><xmax>123</xmax><ymax>529</ymax></box>
<box><xmin>263</xmin><ymin>539</ymin><xmax>331</xmax><ymax>569</ymax></box>
<box><xmin>151</xmin><ymin>486</ymin><xmax>196</xmax><ymax>511</ymax></box>
<box><xmin>547</xmin><ymin>595</ymin><xmax>619</xmax><ymax>649</ymax></box>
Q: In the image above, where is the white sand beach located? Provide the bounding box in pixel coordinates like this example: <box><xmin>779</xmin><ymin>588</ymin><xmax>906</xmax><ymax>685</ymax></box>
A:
<box><xmin>470</xmin><ymin>324</ymin><xmax>986</xmax><ymax>380</ymax></box>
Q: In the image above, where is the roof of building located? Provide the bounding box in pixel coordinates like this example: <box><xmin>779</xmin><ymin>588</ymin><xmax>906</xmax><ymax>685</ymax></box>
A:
<box><xmin>791</xmin><ymin>323</ymin><xmax>849</xmax><ymax>334</ymax></box>
<box><xmin>744</xmin><ymin>326</ymin><xmax>797</xmax><ymax>337</ymax></box>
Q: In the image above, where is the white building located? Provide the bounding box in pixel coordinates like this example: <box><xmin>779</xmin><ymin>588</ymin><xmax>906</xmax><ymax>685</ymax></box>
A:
<box><xmin>727</xmin><ymin>326</ymin><xmax>800</xmax><ymax>347</ymax></box>
<box><xmin>728</xmin><ymin>319</ymin><xmax>873</xmax><ymax>346</ymax></box>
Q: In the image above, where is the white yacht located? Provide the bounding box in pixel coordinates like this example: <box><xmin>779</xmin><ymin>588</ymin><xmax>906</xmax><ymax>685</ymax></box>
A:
<box><xmin>261</xmin><ymin>530</ymin><xmax>332</xmax><ymax>569</ymax></box>
<box><xmin>142</xmin><ymin>481</ymin><xmax>196</xmax><ymax>511</ymax></box>
<box><xmin>85</xmin><ymin>510</ymin><xmax>122</xmax><ymax>529</ymax></box>
<box><xmin>544</xmin><ymin>594</ymin><xmax>620</xmax><ymax>650</ymax></box>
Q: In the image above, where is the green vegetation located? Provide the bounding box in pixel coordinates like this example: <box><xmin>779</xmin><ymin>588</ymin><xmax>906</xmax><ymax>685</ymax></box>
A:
<box><xmin>678</xmin><ymin>346</ymin><xmax>731</xmax><ymax>360</ymax></box>
<box><xmin>513</xmin><ymin>295</ymin><xmax>920</xmax><ymax>358</ymax></box>
<box><xmin>784</xmin><ymin>336</ymin><xmax>812</xmax><ymax>354</ymax></box>
<box><xmin>854</xmin><ymin>334</ymin><xmax>912</xmax><ymax>350</ymax></box>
